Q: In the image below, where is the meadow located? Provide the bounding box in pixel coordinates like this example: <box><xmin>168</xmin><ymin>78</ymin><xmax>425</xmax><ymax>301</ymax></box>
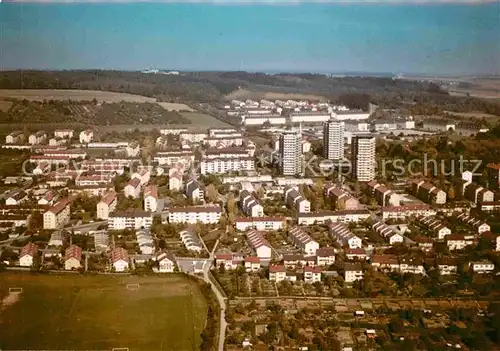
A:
<box><xmin>0</xmin><ymin>273</ymin><xmax>208</xmax><ymax>351</ymax></box>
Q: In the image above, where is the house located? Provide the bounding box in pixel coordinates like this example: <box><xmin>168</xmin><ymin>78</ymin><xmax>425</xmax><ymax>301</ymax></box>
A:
<box><xmin>168</xmin><ymin>205</ymin><xmax>222</xmax><ymax>224</ymax></box>
<box><xmin>54</xmin><ymin>129</ymin><xmax>74</xmax><ymax>139</ymax></box>
<box><xmin>43</xmin><ymin>199</ymin><xmax>71</xmax><ymax>229</ymax></box>
<box><xmin>456</xmin><ymin>213</ymin><xmax>491</xmax><ymax>234</ymax></box>
<box><xmin>179</xmin><ymin>229</ymin><xmax>204</xmax><ymax>252</ymax></box>
<box><xmin>284</xmin><ymin>186</ymin><xmax>311</xmax><ymax>213</ymax></box>
<box><xmin>79</xmin><ymin>129</ymin><xmax>94</xmax><ymax>143</ymax></box>
<box><xmin>48</xmin><ymin>230</ymin><xmax>64</xmax><ymax>247</ymax></box>
<box><xmin>125</xmin><ymin>142</ymin><xmax>140</xmax><ymax>157</ymax></box>
<box><xmin>6</xmin><ymin>131</ymin><xmax>24</xmax><ymax>144</ymax></box>
<box><xmin>269</xmin><ymin>265</ymin><xmax>286</xmax><ymax>282</ymax></box>
<box><xmin>169</xmin><ymin>171</ymin><xmax>184</xmax><ymax>191</ymax></box>
<box><xmin>19</xmin><ymin>242</ymin><xmax>38</xmax><ymax>267</ymax></box>
<box><xmin>324</xmin><ymin>185</ymin><xmax>360</xmax><ymax>210</ymax></box>
<box><xmin>64</xmin><ymin>245</ymin><xmax>82</xmax><ymax>270</ymax></box>
<box><xmin>110</xmin><ymin>247</ymin><xmax>129</xmax><ymax>272</ymax></box>
<box><xmin>329</xmin><ymin>223</ymin><xmax>362</xmax><ymax>249</ymax></box>
<box><xmin>144</xmin><ymin>184</ymin><xmax>159</xmax><ymax>212</ymax></box>
<box><xmin>186</xmin><ymin>179</ymin><xmax>204</xmax><ymax>203</ymax></box>
<box><xmin>367</xmin><ymin>180</ymin><xmax>400</xmax><ymax>207</ymax></box>
<box><xmin>131</xmin><ymin>168</ymin><xmax>151</xmax><ymax>186</ymax></box>
<box><xmin>345</xmin><ymin>248</ymin><xmax>367</xmax><ymax>260</ymax></box>
<box><xmin>215</xmin><ymin>253</ymin><xmax>243</xmax><ymax>270</ymax></box>
<box><xmin>437</xmin><ymin>258</ymin><xmax>458</xmax><ymax>275</ymax></box>
<box><xmin>108</xmin><ymin>209</ymin><xmax>152</xmax><ymax>230</ymax></box>
<box><xmin>38</xmin><ymin>190</ymin><xmax>57</xmax><ymax>206</ymax></box>
<box><xmin>28</xmin><ymin>131</ymin><xmax>47</xmax><ymax>145</ymax></box>
<box><xmin>418</xmin><ymin>216</ymin><xmax>451</xmax><ymax>239</ymax></box>
<box><xmin>240</xmin><ymin>190</ymin><xmax>264</xmax><ymax>217</ymax></box>
<box><xmin>200</xmin><ymin>156</ymin><xmax>255</xmax><ymax>175</ymax></box>
<box><xmin>463</xmin><ymin>182</ymin><xmax>494</xmax><ymax>204</ymax></box>
<box><xmin>371</xmin><ymin>255</ymin><xmax>400</xmax><ymax>271</ymax></box>
<box><xmin>399</xmin><ymin>257</ymin><xmax>425</xmax><ymax>274</ymax></box>
<box><xmin>97</xmin><ymin>191</ymin><xmax>117</xmax><ymax>220</ymax></box>
<box><xmin>287</xmin><ymin>226</ymin><xmax>319</xmax><ymax>255</ymax></box>
<box><xmin>244</xmin><ymin>256</ymin><xmax>261</xmax><ymax>272</ymax></box>
<box><xmin>413</xmin><ymin>236</ymin><xmax>433</xmax><ymax>252</ymax></box>
<box><xmin>235</xmin><ymin>217</ymin><xmax>285</xmax><ymax>231</ymax></box>
<box><xmin>344</xmin><ymin>263</ymin><xmax>363</xmax><ymax>283</ymax></box>
<box><xmin>496</xmin><ymin>235</ymin><xmax>500</xmax><ymax>251</ymax></box>
<box><xmin>447</xmin><ymin>234</ymin><xmax>475</xmax><ymax>251</ymax></box>
<box><xmin>33</xmin><ymin>162</ymin><xmax>51</xmax><ymax>176</ymax></box>
<box><xmin>470</xmin><ymin>260</ymin><xmax>495</xmax><ymax>274</ymax></box>
<box><xmin>136</xmin><ymin>229</ymin><xmax>155</xmax><ymax>255</ymax></box>
<box><xmin>124</xmin><ymin>178</ymin><xmax>141</xmax><ymax>199</ymax></box>
<box><xmin>304</xmin><ymin>266</ymin><xmax>322</xmax><ymax>283</ymax></box>
<box><xmin>5</xmin><ymin>190</ymin><xmax>28</xmax><ymax>206</ymax></box>
<box><xmin>411</xmin><ymin>180</ymin><xmax>447</xmax><ymax>204</ymax></box>
<box><xmin>246</xmin><ymin>230</ymin><xmax>273</xmax><ymax>259</ymax></box>
<box><xmin>283</xmin><ymin>254</ymin><xmax>305</xmax><ymax>268</ymax></box>
<box><xmin>373</xmin><ymin>221</ymin><xmax>404</xmax><ymax>245</ymax></box>
<box><xmin>486</xmin><ymin>163</ymin><xmax>500</xmax><ymax>188</ymax></box>
<box><xmin>155</xmin><ymin>252</ymin><xmax>176</xmax><ymax>273</ymax></box>
<box><xmin>381</xmin><ymin>204</ymin><xmax>436</xmax><ymax>220</ymax></box>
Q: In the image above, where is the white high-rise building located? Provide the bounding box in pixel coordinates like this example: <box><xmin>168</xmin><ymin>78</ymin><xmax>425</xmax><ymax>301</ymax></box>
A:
<box><xmin>323</xmin><ymin>119</ymin><xmax>345</xmax><ymax>160</ymax></box>
<box><xmin>279</xmin><ymin>131</ymin><xmax>302</xmax><ymax>176</ymax></box>
<box><xmin>351</xmin><ymin>135</ymin><xmax>376</xmax><ymax>181</ymax></box>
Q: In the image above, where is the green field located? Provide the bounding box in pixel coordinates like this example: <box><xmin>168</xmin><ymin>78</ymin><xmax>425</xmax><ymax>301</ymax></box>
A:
<box><xmin>0</xmin><ymin>273</ymin><xmax>208</xmax><ymax>351</ymax></box>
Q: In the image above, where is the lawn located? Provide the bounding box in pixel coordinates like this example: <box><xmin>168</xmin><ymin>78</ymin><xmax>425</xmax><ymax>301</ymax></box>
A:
<box><xmin>0</xmin><ymin>273</ymin><xmax>208</xmax><ymax>351</ymax></box>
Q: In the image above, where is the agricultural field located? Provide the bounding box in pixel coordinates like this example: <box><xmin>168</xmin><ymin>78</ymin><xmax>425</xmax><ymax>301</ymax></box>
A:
<box><xmin>157</xmin><ymin>102</ymin><xmax>195</xmax><ymax>112</ymax></box>
<box><xmin>0</xmin><ymin>89</ymin><xmax>157</xmax><ymax>103</ymax></box>
<box><xmin>0</xmin><ymin>273</ymin><xmax>208</xmax><ymax>351</ymax></box>
<box><xmin>180</xmin><ymin>112</ymin><xmax>234</xmax><ymax>128</ymax></box>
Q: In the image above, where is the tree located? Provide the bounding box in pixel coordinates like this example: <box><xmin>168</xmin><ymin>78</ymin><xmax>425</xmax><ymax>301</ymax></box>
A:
<box><xmin>448</xmin><ymin>187</ymin><xmax>456</xmax><ymax>201</ymax></box>
<box><xmin>28</xmin><ymin>211</ymin><xmax>43</xmax><ymax>231</ymax></box>
<box><xmin>205</xmin><ymin>184</ymin><xmax>218</xmax><ymax>203</ymax></box>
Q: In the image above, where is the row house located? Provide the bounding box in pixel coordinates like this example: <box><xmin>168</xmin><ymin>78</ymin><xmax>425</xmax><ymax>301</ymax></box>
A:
<box><xmin>28</xmin><ymin>131</ymin><xmax>47</xmax><ymax>145</ymax></box>
<box><xmin>412</xmin><ymin>180</ymin><xmax>447</xmax><ymax>204</ymax></box>
<box><xmin>316</xmin><ymin>247</ymin><xmax>336</xmax><ymax>266</ymax></box>
<box><xmin>324</xmin><ymin>185</ymin><xmax>360</xmax><ymax>210</ymax></box>
<box><xmin>136</xmin><ymin>229</ymin><xmax>155</xmax><ymax>255</ymax></box>
<box><xmin>297</xmin><ymin>209</ymin><xmax>370</xmax><ymax>225</ymax></box>
<box><xmin>124</xmin><ymin>178</ymin><xmax>141</xmax><ymax>199</ymax></box>
<box><xmin>372</xmin><ymin>221</ymin><xmax>404</xmax><ymax>245</ymax></box>
<box><xmin>283</xmin><ymin>254</ymin><xmax>316</xmax><ymax>268</ymax></box>
<box><xmin>5</xmin><ymin>131</ymin><xmax>24</xmax><ymax>144</ymax></box>
<box><xmin>246</xmin><ymin>230</ymin><xmax>273</xmax><ymax>259</ymax></box>
<box><xmin>447</xmin><ymin>234</ymin><xmax>475</xmax><ymax>251</ymax></box>
<box><xmin>204</xmin><ymin>136</ymin><xmax>244</xmax><ymax>148</ymax></box>
<box><xmin>168</xmin><ymin>205</ymin><xmax>222</xmax><ymax>224</ymax></box>
<box><xmin>48</xmin><ymin>137</ymin><xmax>68</xmax><ymax>146</ymax></box>
<box><xmin>367</xmin><ymin>180</ymin><xmax>401</xmax><ymax>207</ymax></box>
<box><xmin>38</xmin><ymin>190</ymin><xmax>58</xmax><ymax>206</ymax></box>
<box><xmin>97</xmin><ymin>191</ymin><xmax>117</xmax><ymax>220</ymax></box>
<box><xmin>110</xmin><ymin>247</ymin><xmax>129</xmax><ymax>272</ymax></box>
<box><xmin>287</xmin><ymin>226</ymin><xmax>319</xmax><ymax>255</ymax></box>
<box><xmin>19</xmin><ymin>242</ymin><xmax>38</xmax><ymax>267</ymax></box>
<box><xmin>469</xmin><ymin>260</ymin><xmax>495</xmax><ymax>274</ymax></box>
<box><xmin>418</xmin><ymin>216</ymin><xmax>452</xmax><ymax>239</ymax></box>
<box><xmin>200</xmin><ymin>156</ymin><xmax>255</xmax><ymax>175</ymax></box>
<box><xmin>371</xmin><ymin>255</ymin><xmax>424</xmax><ymax>274</ymax></box>
<box><xmin>40</xmin><ymin>150</ymin><xmax>87</xmax><ymax>159</ymax></box>
<box><xmin>54</xmin><ymin>129</ymin><xmax>74</xmax><ymax>139</ymax></box>
<box><xmin>30</xmin><ymin>155</ymin><xmax>72</xmax><ymax>165</ymax></box>
<box><xmin>144</xmin><ymin>185</ymin><xmax>159</xmax><ymax>212</ymax></box>
<box><xmin>208</xmin><ymin>128</ymin><xmax>240</xmax><ymax>137</ymax></box>
<box><xmin>186</xmin><ymin>179</ymin><xmax>204</xmax><ymax>203</ymax></box>
<box><xmin>0</xmin><ymin>214</ymin><xmax>29</xmax><ymax>227</ymax></box>
<box><xmin>75</xmin><ymin>175</ymin><xmax>113</xmax><ymax>187</ymax></box>
<box><xmin>422</xmin><ymin>118</ymin><xmax>455</xmax><ymax>132</ymax></box>
<box><xmin>179</xmin><ymin>131</ymin><xmax>206</xmax><ymax>143</ymax></box>
<box><xmin>413</xmin><ymin>236</ymin><xmax>434</xmax><ymax>251</ymax></box>
<box><xmin>344</xmin><ymin>263</ymin><xmax>363</xmax><ymax>283</ymax></box>
<box><xmin>304</xmin><ymin>266</ymin><xmax>322</xmax><ymax>283</ymax></box>
<box><xmin>240</xmin><ymin>190</ymin><xmax>264</xmax><ymax>217</ymax></box>
<box><xmin>64</xmin><ymin>245</ymin><xmax>82</xmax><ymax>271</ymax></box>
<box><xmin>269</xmin><ymin>265</ymin><xmax>287</xmax><ymax>282</ymax></box>
<box><xmin>5</xmin><ymin>190</ymin><xmax>28</xmax><ymax>206</ymax></box>
<box><xmin>329</xmin><ymin>223</ymin><xmax>362</xmax><ymax>249</ymax></box>
<box><xmin>381</xmin><ymin>204</ymin><xmax>436</xmax><ymax>220</ymax></box>
<box><xmin>345</xmin><ymin>248</ymin><xmax>367</xmax><ymax>261</ymax></box>
<box><xmin>215</xmin><ymin>253</ymin><xmax>244</xmax><ymax>270</ymax></box>
<box><xmin>108</xmin><ymin>210</ymin><xmax>152</xmax><ymax>230</ymax></box>
<box><xmin>235</xmin><ymin>216</ymin><xmax>285</xmax><ymax>231</ymax></box>
<box><xmin>179</xmin><ymin>229</ymin><xmax>204</xmax><ymax>252</ymax></box>
<box><xmin>43</xmin><ymin>199</ymin><xmax>71</xmax><ymax>229</ymax></box>
<box><xmin>486</xmin><ymin>163</ymin><xmax>500</xmax><ymax>189</ymax></box>
<box><xmin>69</xmin><ymin>184</ymin><xmax>113</xmax><ymax>197</ymax></box>
<box><xmin>132</xmin><ymin>168</ymin><xmax>151</xmax><ymax>186</ymax></box>
<box><xmin>463</xmin><ymin>182</ymin><xmax>494</xmax><ymax>204</ymax></box>
<box><xmin>284</xmin><ymin>186</ymin><xmax>310</xmax><ymax>213</ymax></box>
<box><xmin>245</xmin><ymin>256</ymin><xmax>261</xmax><ymax>272</ymax></box>
<box><xmin>456</xmin><ymin>213</ymin><xmax>491</xmax><ymax>234</ymax></box>
<box><xmin>153</xmin><ymin>150</ymin><xmax>195</xmax><ymax>166</ymax></box>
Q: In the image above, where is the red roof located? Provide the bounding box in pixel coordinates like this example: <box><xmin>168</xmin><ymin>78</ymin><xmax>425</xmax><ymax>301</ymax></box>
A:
<box><xmin>245</xmin><ymin>256</ymin><xmax>260</xmax><ymax>263</ymax></box>
<box><xmin>65</xmin><ymin>245</ymin><xmax>82</xmax><ymax>261</ymax></box>
<box><xmin>110</xmin><ymin>247</ymin><xmax>129</xmax><ymax>263</ymax></box>
<box><xmin>269</xmin><ymin>265</ymin><xmax>286</xmax><ymax>273</ymax></box>
<box><xmin>48</xmin><ymin>199</ymin><xmax>71</xmax><ymax>214</ymax></box>
<box><xmin>127</xmin><ymin>178</ymin><xmax>141</xmax><ymax>188</ymax></box>
<box><xmin>316</xmin><ymin>247</ymin><xmax>335</xmax><ymax>257</ymax></box>
<box><xmin>235</xmin><ymin>216</ymin><xmax>285</xmax><ymax>223</ymax></box>
<box><xmin>345</xmin><ymin>248</ymin><xmax>366</xmax><ymax>255</ymax></box>
<box><xmin>20</xmin><ymin>242</ymin><xmax>37</xmax><ymax>258</ymax></box>
<box><xmin>100</xmin><ymin>191</ymin><xmax>117</xmax><ymax>205</ymax></box>
<box><xmin>304</xmin><ymin>266</ymin><xmax>322</xmax><ymax>273</ymax></box>
<box><xmin>144</xmin><ymin>185</ymin><xmax>158</xmax><ymax>199</ymax></box>
<box><xmin>215</xmin><ymin>254</ymin><xmax>233</xmax><ymax>260</ymax></box>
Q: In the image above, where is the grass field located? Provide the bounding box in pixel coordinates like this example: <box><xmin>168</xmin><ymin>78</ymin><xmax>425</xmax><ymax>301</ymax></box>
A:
<box><xmin>0</xmin><ymin>273</ymin><xmax>207</xmax><ymax>351</ymax></box>
<box><xmin>158</xmin><ymin>102</ymin><xmax>195</xmax><ymax>112</ymax></box>
<box><xmin>180</xmin><ymin>112</ymin><xmax>233</xmax><ymax>128</ymax></box>
<box><xmin>0</xmin><ymin>89</ymin><xmax>157</xmax><ymax>103</ymax></box>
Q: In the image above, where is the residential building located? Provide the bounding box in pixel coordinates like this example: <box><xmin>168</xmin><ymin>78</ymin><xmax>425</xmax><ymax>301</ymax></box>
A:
<box><xmin>239</xmin><ymin>190</ymin><xmax>264</xmax><ymax>217</ymax></box>
<box><xmin>269</xmin><ymin>265</ymin><xmax>287</xmax><ymax>282</ymax></box>
<box><xmin>456</xmin><ymin>213</ymin><xmax>491</xmax><ymax>234</ymax></box>
<box><xmin>351</xmin><ymin>135</ymin><xmax>376</xmax><ymax>181</ymax></box>
<box><xmin>79</xmin><ymin>129</ymin><xmax>94</xmax><ymax>143</ymax></box>
<box><xmin>418</xmin><ymin>216</ymin><xmax>451</xmax><ymax>239</ymax></box>
<box><xmin>287</xmin><ymin>226</ymin><xmax>319</xmax><ymax>255</ymax></box>
<box><xmin>38</xmin><ymin>190</ymin><xmax>57</xmax><ymax>206</ymax></box>
<box><xmin>381</xmin><ymin>204</ymin><xmax>436</xmax><ymax>220</ymax></box>
<box><xmin>235</xmin><ymin>217</ymin><xmax>285</xmax><ymax>231</ymax></box>
<box><xmin>64</xmin><ymin>245</ymin><xmax>82</xmax><ymax>270</ymax></box>
<box><xmin>290</xmin><ymin>111</ymin><xmax>331</xmax><ymax>123</ymax></box>
<box><xmin>304</xmin><ymin>266</ymin><xmax>322</xmax><ymax>283</ymax></box>
<box><xmin>371</xmin><ymin>255</ymin><xmax>400</xmax><ymax>271</ymax></box>
<box><xmin>5</xmin><ymin>190</ymin><xmax>27</xmax><ymax>206</ymax></box>
<box><xmin>399</xmin><ymin>257</ymin><xmax>425</xmax><ymax>274</ymax></box>
<box><xmin>155</xmin><ymin>252</ymin><xmax>176</xmax><ymax>273</ymax></box>
<box><xmin>297</xmin><ymin>209</ymin><xmax>370</xmax><ymax>225</ymax></box>
<box><xmin>168</xmin><ymin>205</ymin><xmax>222</xmax><ymax>224</ymax></box>
<box><xmin>54</xmin><ymin>129</ymin><xmax>74</xmax><ymax>139</ymax></box>
<box><xmin>169</xmin><ymin>170</ymin><xmax>184</xmax><ymax>192</ymax></box>
<box><xmin>411</xmin><ymin>180</ymin><xmax>447</xmax><ymax>204</ymax></box>
<box><xmin>246</xmin><ymin>230</ymin><xmax>273</xmax><ymax>259</ymax></box>
<box><xmin>437</xmin><ymin>258</ymin><xmax>458</xmax><ymax>275</ymax></box>
<box><xmin>345</xmin><ymin>248</ymin><xmax>367</xmax><ymax>261</ymax></box>
<box><xmin>329</xmin><ymin>222</ymin><xmax>362</xmax><ymax>249</ymax></box>
<box><xmin>323</xmin><ymin>119</ymin><xmax>345</xmax><ymax>160</ymax></box>
<box><xmin>447</xmin><ymin>234</ymin><xmax>475</xmax><ymax>251</ymax></box>
<box><xmin>324</xmin><ymin>185</ymin><xmax>360</xmax><ymax>210</ymax></box>
<box><xmin>470</xmin><ymin>260</ymin><xmax>495</xmax><ymax>274</ymax></box>
<box><xmin>19</xmin><ymin>242</ymin><xmax>38</xmax><ymax>267</ymax></box>
<box><xmin>463</xmin><ymin>182</ymin><xmax>494</xmax><ymax>204</ymax></box>
<box><xmin>43</xmin><ymin>199</ymin><xmax>71</xmax><ymax>229</ymax></box>
<box><xmin>486</xmin><ymin>163</ymin><xmax>500</xmax><ymax>189</ymax></box>
<box><xmin>373</xmin><ymin>221</ymin><xmax>404</xmax><ymax>245</ymax></box>
<box><xmin>131</xmin><ymin>168</ymin><xmax>151</xmax><ymax>185</ymax></box>
<box><xmin>423</xmin><ymin>118</ymin><xmax>455</xmax><ymax>132</ymax></box>
<box><xmin>124</xmin><ymin>178</ymin><xmax>141</xmax><ymax>199</ymax></box>
<box><xmin>28</xmin><ymin>131</ymin><xmax>47</xmax><ymax>145</ymax></box>
<box><xmin>186</xmin><ymin>179</ymin><xmax>204</xmax><ymax>203</ymax></box>
<box><xmin>144</xmin><ymin>185</ymin><xmax>159</xmax><ymax>212</ymax></box>
<box><xmin>48</xmin><ymin>230</ymin><xmax>64</xmax><ymax>247</ymax></box>
<box><xmin>316</xmin><ymin>247</ymin><xmax>336</xmax><ymax>266</ymax></box>
<box><xmin>108</xmin><ymin>209</ymin><xmax>152</xmax><ymax>230</ymax></box>
<box><xmin>110</xmin><ymin>247</ymin><xmax>129</xmax><ymax>272</ymax></box>
<box><xmin>497</xmin><ymin>235</ymin><xmax>500</xmax><ymax>251</ymax></box>
<box><xmin>244</xmin><ymin>256</ymin><xmax>261</xmax><ymax>272</ymax></box>
<box><xmin>284</xmin><ymin>186</ymin><xmax>310</xmax><ymax>213</ymax></box>
<box><xmin>279</xmin><ymin>131</ymin><xmax>302</xmax><ymax>176</ymax></box>
<box><xmin>367</xmin><ymin>180</ymin><xmax>400</xmax><ymax>207</ymax></box>
<box><xmin>344</xmin><ymin>263</ymin><xmax>363</xmax><ymax>283</ymax></box>
<box><xmin>125</xmin><ymin>142</ymin><xmax>140</xmax><ymax>157</ymax></box>
<box><xmin>97</xmin><ymin>191</ymin><xmax>117</xmax><ymax>220</ymax></box>
<box><xmin>200</xmin><ymin>156</ymin><xmax>255</xmax><ymax>175</ymax></box>
<box><xmin>179</xmin><ymin>229</ymin><xmax>204</xmax><ymax>252</ymax></box>
<box><xmin>6</xmin><ymin>131</ymin><xmax>24</xmax><ymax>144</ymax></box>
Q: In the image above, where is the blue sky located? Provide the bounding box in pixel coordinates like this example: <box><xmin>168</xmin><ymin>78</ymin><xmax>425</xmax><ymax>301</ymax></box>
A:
<box><xmin>0</xmin><ymin>2</ymin><xmax>498</xmax><ymax>74</ymax></box>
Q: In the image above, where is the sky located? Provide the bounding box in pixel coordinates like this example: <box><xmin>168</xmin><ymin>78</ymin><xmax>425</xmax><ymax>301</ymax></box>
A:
<box><xmin>0</xmin><ymin>2</ymin><xmax>499</xmax><ymax>75</ymax></box>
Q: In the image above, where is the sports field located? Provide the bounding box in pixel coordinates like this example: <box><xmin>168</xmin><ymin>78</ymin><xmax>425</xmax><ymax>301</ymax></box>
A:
<box><xmin>0</xmin><ymin>273</ymin><xmax>208</xmax><ymax>351</ymax></box>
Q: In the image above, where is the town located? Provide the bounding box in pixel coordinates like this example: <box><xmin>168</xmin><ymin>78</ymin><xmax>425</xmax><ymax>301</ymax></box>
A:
<box><xmin>1</xmin><ymin>97</ymin><xmax>500</xmax><ymax>351</ymax></box>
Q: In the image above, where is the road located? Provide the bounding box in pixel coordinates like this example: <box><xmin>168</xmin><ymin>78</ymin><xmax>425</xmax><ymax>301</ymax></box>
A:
<box><xmin>201</xmin><ymin>238</ymin><xmax>227</xmax><ymax>351</ymax></box>
<box><xmin>69</xmin><ymin>221</ymin><xmax>107</xmax><ymax>233</ymax></box>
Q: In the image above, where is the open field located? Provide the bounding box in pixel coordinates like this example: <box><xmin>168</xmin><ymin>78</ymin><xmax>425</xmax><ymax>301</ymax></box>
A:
<box><xmin>0</xmin><ymin>273</ymin><xmax>207</xmax><ymax>351</ymax></box>
<box><xmin>180</xmin><ymin>112</ymin><xmax>233</xmax><ymax>128</ymax></box>
<box><xmin>0</xmin><ymin>89</ymin><xmax>157</xmax><ymax>103</ymax></box>
<box><xmin>158</xmin><ymin>102</ymin><xmax>195</xmax><ymax>112</ymax></box>
<box><xmin>225</xmin><ymin>88</ymin><xmax>327</xmax><ymax>102</ymax></box>
<box><xmin>444</xmin><ymin>111</ymin><xmax>498</xmax><ymax>119</ymax></box>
